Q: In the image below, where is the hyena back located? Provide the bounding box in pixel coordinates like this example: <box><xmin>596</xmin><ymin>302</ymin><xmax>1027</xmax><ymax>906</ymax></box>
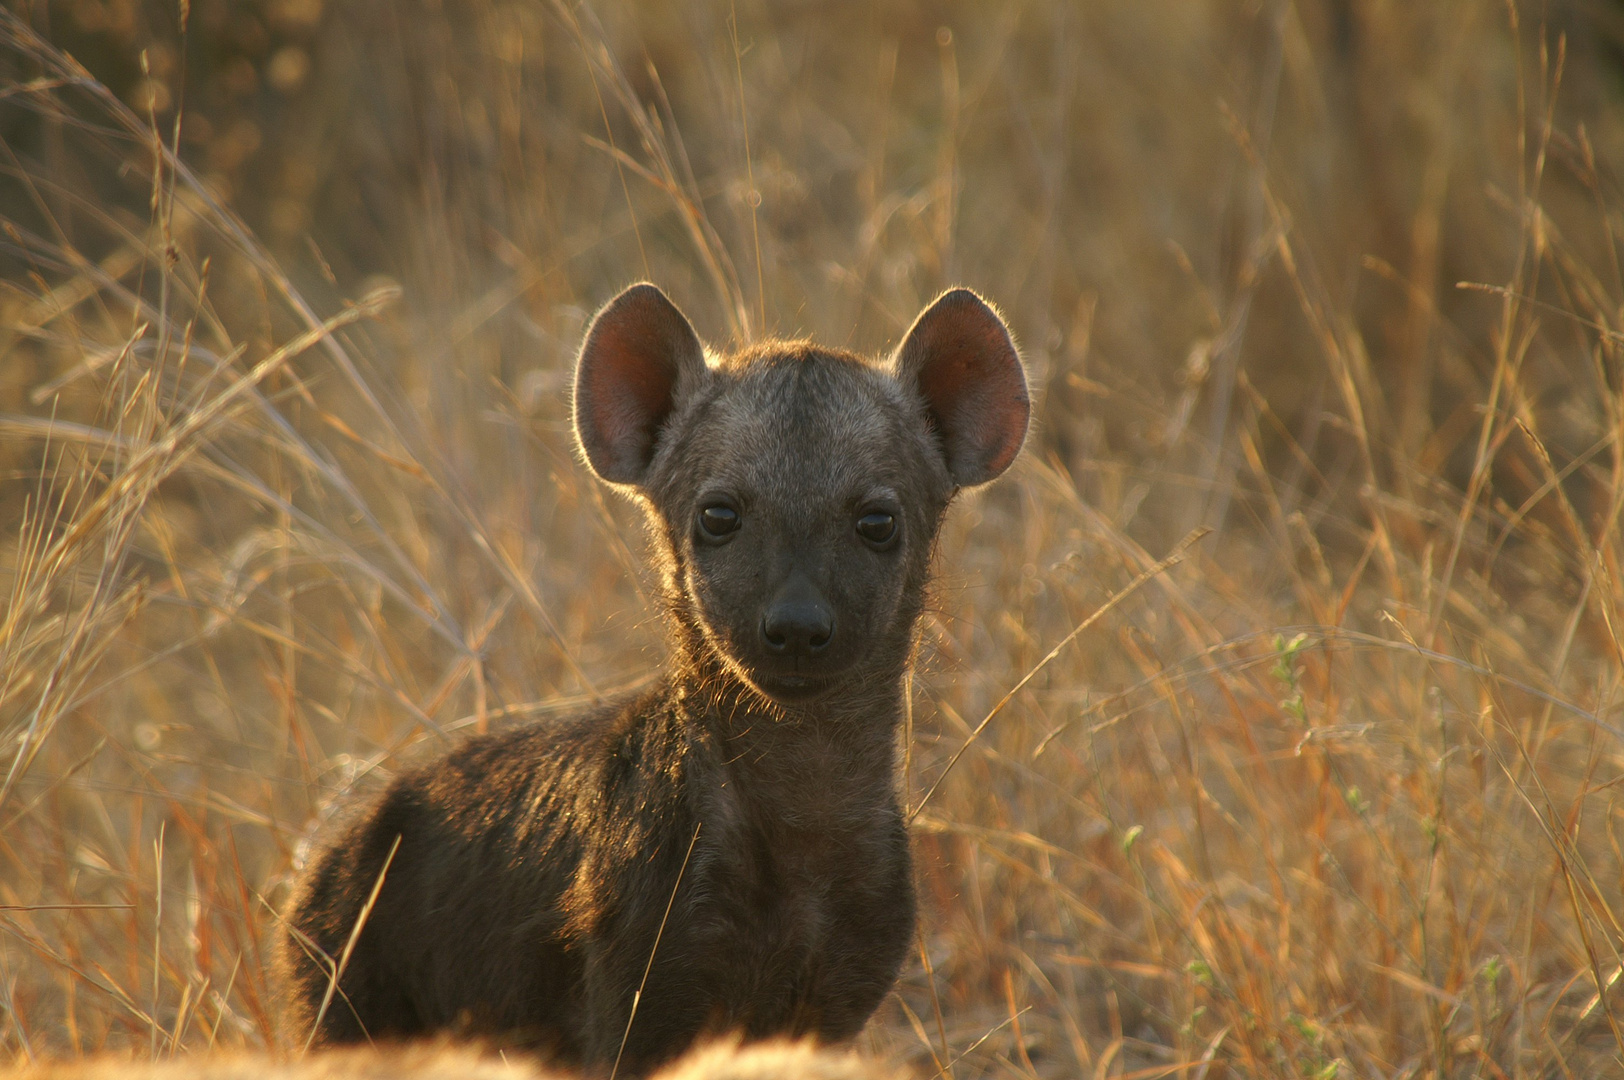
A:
<box><xmin>275</xmin><ymin>285</ymin><xmax>1029</xmax><ymax>1074</ymax></box>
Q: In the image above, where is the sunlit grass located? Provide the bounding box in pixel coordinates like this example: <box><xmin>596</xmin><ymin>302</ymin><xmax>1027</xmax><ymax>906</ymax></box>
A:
<box><xmin>1</xmin><ymin>2</ymin><xmax>1622</xmax><ymax>1076</ymax></box>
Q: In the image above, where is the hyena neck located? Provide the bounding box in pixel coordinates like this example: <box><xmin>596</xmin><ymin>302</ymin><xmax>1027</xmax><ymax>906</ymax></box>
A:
<box><xmin>663</xmin><ymin>625</ymin><xmax>911</xmax><ymax>829</ymax></box>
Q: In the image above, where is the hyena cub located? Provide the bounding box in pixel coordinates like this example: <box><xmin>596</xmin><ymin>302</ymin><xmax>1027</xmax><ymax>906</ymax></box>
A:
<box><xmin>275</xmin><ymin>284</ymin><xmax>1029</xmax><ymax>1073</ymax></box>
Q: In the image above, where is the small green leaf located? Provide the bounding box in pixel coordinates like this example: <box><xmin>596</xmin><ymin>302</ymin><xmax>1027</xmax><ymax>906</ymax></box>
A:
<box><xmin>1271</xmin><ymin>632</ymin><xmax>1311</xmax><ymax>688</ymax></box>
<box><xmin>1178</xmin><ymin>1005</ymin><xmax>1207</xmax><ymax>1037</ymax></box>
<box><xmin>1288</xmin><ymin>1013</ymin><xmax>1320</xmax><ymax>1042</ymax></box>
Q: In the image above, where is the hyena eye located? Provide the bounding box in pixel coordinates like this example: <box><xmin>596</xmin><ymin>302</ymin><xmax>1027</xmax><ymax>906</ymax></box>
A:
<box><xmin>856</xmin><ymin>511</ymin><xmax>898</xmax><ymax>548</ymax></box>
<box><xmin>698</xmin><ymin>504</ymin><xmax>741</xmax><ymax>539</ymax></box>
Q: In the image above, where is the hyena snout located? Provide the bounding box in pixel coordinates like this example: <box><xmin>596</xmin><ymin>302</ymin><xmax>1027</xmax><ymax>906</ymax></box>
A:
<box><xmin>760</xmin><ymin>574</ymin><xmax>834</xmax><ymax>656</ymax></box>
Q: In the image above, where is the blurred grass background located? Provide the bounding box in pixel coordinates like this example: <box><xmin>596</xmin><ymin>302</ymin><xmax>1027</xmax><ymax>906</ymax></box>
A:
<box><xmin>3</xmin><ymin>0</ymin><xmax>1624</xmax><ymax>1076</ymax></box>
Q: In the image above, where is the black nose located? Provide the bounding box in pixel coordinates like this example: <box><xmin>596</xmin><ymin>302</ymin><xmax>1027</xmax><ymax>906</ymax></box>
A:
<box><xmin>761</xmin><ymin>599</ymin><xmax>834</xmax><ymax>655</ymax></box>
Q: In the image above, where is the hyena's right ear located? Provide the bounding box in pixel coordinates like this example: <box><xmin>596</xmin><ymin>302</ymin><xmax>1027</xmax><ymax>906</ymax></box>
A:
<box><xmin>574</xmin><ymin>284</ymin><xmax>708</xmax><ymax>487</ymax></box>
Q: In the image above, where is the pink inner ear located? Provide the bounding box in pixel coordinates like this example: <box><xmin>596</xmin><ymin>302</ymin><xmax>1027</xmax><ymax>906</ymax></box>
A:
<box><xmin>902</xmin><ymin>290</ymin><xmax>1030</xmax><ymax>487</ymax></box>
<box><xmin>574</xmin><ymin>285</ymin><xmax>704</xmax><ymax>485</ymax></box>
<box><xmin>585</xmin><ymin>337</ymin><xmax>676</xmax><ymax>470</ymax></box>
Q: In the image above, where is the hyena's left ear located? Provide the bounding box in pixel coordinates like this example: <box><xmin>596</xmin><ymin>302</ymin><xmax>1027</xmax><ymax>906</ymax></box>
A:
<box><xmin>894</xmin><ymin>288</ymin><xmax>1030</xmax><ymax>488</ymax></box>
<box><xmin>574</xmin><ymin>283</ymin><xmax>708</xmax><ymax>488</ymax></box>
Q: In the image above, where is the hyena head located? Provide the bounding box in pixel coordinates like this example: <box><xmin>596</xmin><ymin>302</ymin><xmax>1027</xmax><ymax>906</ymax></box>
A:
<box><xmin>573</xmin><ymin>284</ymin><xmax>1029</xmax><ymax>709</ymax></box>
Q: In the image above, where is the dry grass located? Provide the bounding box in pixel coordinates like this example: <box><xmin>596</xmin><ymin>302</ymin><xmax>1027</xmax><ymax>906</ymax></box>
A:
<box><xmin>2</xmin><ymin>1</ymin><xmax>1624</xmax><ymax>1076</ymax></box>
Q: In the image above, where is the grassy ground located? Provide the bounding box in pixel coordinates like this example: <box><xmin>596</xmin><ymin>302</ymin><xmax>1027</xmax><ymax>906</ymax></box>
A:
<box><xmin>2</xmin><ymin>1</ymin><xmax>1624</xmax><ymax>1076</ymax></box>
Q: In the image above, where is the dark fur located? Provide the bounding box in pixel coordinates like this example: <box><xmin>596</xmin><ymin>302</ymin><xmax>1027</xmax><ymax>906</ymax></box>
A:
<box><xmin>274</xmin><ymin>285</ymin><xmax>1028</xmax><ymax>1075</ymax></box>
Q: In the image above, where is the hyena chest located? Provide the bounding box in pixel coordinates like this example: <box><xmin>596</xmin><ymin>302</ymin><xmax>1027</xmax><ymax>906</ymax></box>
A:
<box><xmin>688</xmin><ymin>815</ymin><xmax>912</xmax><ymax>1039</ymax></box>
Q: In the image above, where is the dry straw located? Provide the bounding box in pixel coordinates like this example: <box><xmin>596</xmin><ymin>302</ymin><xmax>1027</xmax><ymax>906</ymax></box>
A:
<box><xmin>1</xmin><ymin>2</ymin><xmax>1622</xmax><ymax>1076</ymax></box>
